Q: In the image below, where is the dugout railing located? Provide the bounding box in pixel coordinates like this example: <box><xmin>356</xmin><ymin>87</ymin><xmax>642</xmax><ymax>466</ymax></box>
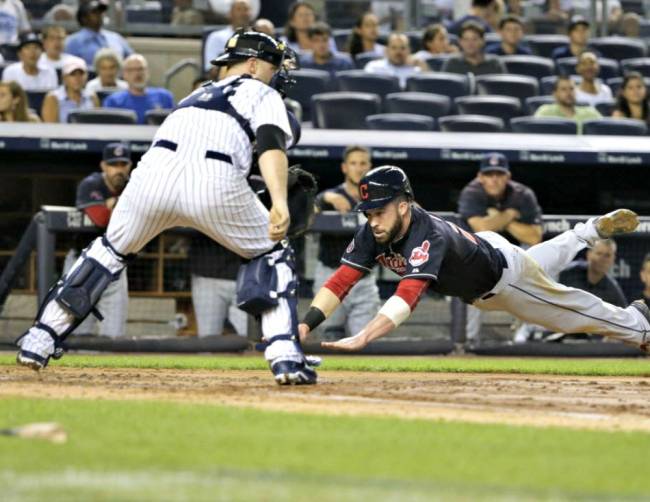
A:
<box><xmin>0</xmin><ymin>206</ymin><xmax>648</xmax><ymax>357</ymax></box>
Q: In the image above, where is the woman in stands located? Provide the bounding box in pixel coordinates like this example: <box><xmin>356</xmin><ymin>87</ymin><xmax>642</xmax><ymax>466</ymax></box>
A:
<box><xmin>41</xmin><ymin>56</ymin><xmax>98</xmax><ymax>123</ymax></box>
<box><xmin>86</xmin><ymin>48</ymin><xmax>127</xmax><ymax>94</ymax></box>
<box><xmin>612</xmin><ymin>72</ymin><xmax>649</xmax><ymax>123</ymax></box>
<box><xmin>348</xmin><ymin>11</ymin><xmax>384</xmax><ymax>60</ymax></box>
<box><xmin>283</xmin><ymin>1</ymin><xmax>337</xmax><ymax>55</ymax></box>
<box><xmin>0</xmin><ymin>81</ymin><xmax>40</xmax><ymax>122</ymax></box>
<box><xmin>414</xmin><ymin>24</ymin><xmax>458</xmax><ymax>60</ymax></box>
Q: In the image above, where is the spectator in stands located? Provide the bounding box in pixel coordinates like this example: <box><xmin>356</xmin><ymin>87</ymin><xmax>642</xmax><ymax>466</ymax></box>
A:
<box><xmin>103</xmin><ymin>54</ymin><xmax>174</xmax><ymax>124</ymax></box>
<box><xmin>85</xmin><ymin>48</ymin><xmax>127</xmax><ymax>94</ymax></box>
<box><xmin>364</xmin><ymin>33</ymin><xmax>426</xmax><ymax>88</ymax></box>
<box><xmin>41</xmin><ymin>56</ymin><xmax>98</xmax><ymax>123</ymax></box>
<box><xmin>639</xmin><ymin>253</ymin><xmax>650</xmax><ymax>308</ymax></box>
<box><xmin>485</xmin><ymin>15</ymin><xmax>531</xmax><ymax>56</ymax></box>
<box><xmin>534</xmin><ymin>76</ymin><xmax>601</xmax><ymax>133</ymax></box>
<box><xmin>283</xmin><ymin>1</ymin><xmax>337</xmax><ymax>55</ymax></box>
<box><xmin>312</xmin><ymin>145</ymin><xmax>380</xmax><ymax>340</ymax></box>
<box><xmin>253</xmin><ymin>18</ymin><xmax>275</xmax><ymax>36</ymax></box>
<box><xmin>171</xmin><ymin>0</ymin><xmax>204</xmax><ymax>26</ymax></box>
<box><xmin>65</xmin><ymin>0</ymin><xmax>133</xmax><ymax>67</ymax></box>
<box><xmin>458</xmin><ymin>152</ymin><xmax>543</xmax><ymax>343</ymax></box>
<box><xmin>574</xmin><ymin>51</ymin><xmax>613</xmax><ymax>107</ymax></box>
<box><xmin>447</xmin><ymin>0</ymin><xmax>496</xmax><ymax>36</ymax></box>
<box><xmin>2</xmin><ymin>33</ymin><xmax>58</xmax><ymax>91</ymax></box>
<box><xmin>70</xmin><ymin>142</ymin><xmax>132</xmax><ymax>337</ymax></box>
<box><xmin>190</xmin><ymin>235</ymin><xmax>247</xmax><ymax>338</ymax></box>
<box><xmin>300</xmin><ymin>22</ymin><xmax>354</xmax><ymax>77</ymax></box>
<box><xmin>612</xmin><ymin>72</ymin><xmax>649</xmax><ymax>124</ymax></box>
<box><xmin>0</xmin><ymin>0</ymin><xmax>30</xmax><ymax>45</ymax></box>
<box><xmin>441</xmin><ymin>21</ymin><xmax>506</xmax><ymax>76</ymax></box>
<box><xmin>551</xmin><ymin>16</ymin><xmax>594</xmax><ymax>60</ymax></box>
<box><xmin>348</xmin><ymin>11</ymin><xmax>384</xmax><ymax>60</ymax></box>
<box><xmin>414</xmin><ymin>24</ymin><xmax>458</xmax><ymax>60</ymax></box>
<box><xmin>38</xmin><ymin>25</ymin><xmax>75</xmax><ymax>73</ymax></box>
<box><xmin>203</xmin><ymin>0</ymin><xmax>252</xmax><ymax>73</ymax></box>
<box><xmin>0</xmin><ymin>81</ymin><xmax>40</xmax><ymax>122</ymax></box>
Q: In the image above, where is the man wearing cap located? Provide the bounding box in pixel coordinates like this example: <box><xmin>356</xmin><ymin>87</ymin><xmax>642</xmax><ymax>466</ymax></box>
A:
<box><xmin>65</xmin><ymin>0</ymin><xmax>133</xmax><ymax>67</ymax></box>
<box><xmin>457</xmin><ymin>152</ymin><xmax>543</xmax><ymax>343</ymax></box>
<box><xmin>0</xmin><ymin>0</ymin><xmax>30</xmax><ymax>45</ymax></box>
<box><xmin>64</xmin><ymin>142</ymin><xmax>133</xmax><ymax>337</ymax></box>
<box><xmin>41</xmin><ymin>56</ymin><xmax>98</xmax><ymax>123</ymax></box>
<box><xmin>551</xmin><ymin>16</ymin><xmax>599</xmax><ymax>60</ymax></box>
<box><xmin>2</xmin><ymin>32</ymin><xmax>58</xmax><ymax>91</ymax></box>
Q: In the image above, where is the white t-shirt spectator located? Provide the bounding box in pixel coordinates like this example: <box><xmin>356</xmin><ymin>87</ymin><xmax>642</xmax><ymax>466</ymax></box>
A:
<box><xmin>38</xmin><ymin>52</ymin><xmax>76</xmax><ymax>72</ymax></box>
<box><xmin>0</xmin><ymin>0</ymin><xmax>30</xmax><ymax>44</ymax></box>
<box><xmin>364</xmin><ymin>58</ymin><xmax>421</xmax><ymax>88</ymax></box>
<box><xmin>85</xmin><ymin>77</ymin><xmax>128</xmax><ymax>93</ymax></box>
<box><xmin>2</xmin><ymin>62</ymin><xmax>58</xmax><ymax>91</ymax></box>
<box><xmin>203</xmin><ymin>26</ymin><xmax>234</xmax><ymax>71</ymax></box>
<box><xmin>575</xmin><ymin>83</ymin><xmax>613</xmax><ymax>107</ymax></box>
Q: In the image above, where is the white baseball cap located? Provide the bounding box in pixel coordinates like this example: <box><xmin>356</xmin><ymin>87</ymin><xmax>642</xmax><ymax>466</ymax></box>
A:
<box><xmin>62</xmin><ymin>56</ymin><xmax>87</xmax><ymax>76</ymax></box>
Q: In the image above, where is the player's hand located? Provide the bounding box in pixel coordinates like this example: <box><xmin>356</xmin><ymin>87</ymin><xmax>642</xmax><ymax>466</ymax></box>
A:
<box><xmin>269</xmin><ymin>203</ymin><xmax>290</xmax><ymax>241</ymax></box>
<box><xmin>298</xmin><ymin>323</ymin><xmax>310</xmax><ymax>343</ymax></box>
<box><xmin>321</xmin><ymin>332</ymin><xmax>368</xmax><ymax>352</ymax></box>
<box><xmin>325</xmin><ymin>193</ymin><xmax>352</xmax><ymax>213</ymax></box>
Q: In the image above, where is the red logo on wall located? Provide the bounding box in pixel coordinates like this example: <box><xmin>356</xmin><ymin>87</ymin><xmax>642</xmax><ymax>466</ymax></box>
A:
<box><xmin>359</xmin><ymin>183</ymin><xmax>368</xmax><ymax>200</ymax></box>
<box><xmin>409</xmin><ymin>240</ymin><xmax>430</xmax><ymax>267</ymax></box>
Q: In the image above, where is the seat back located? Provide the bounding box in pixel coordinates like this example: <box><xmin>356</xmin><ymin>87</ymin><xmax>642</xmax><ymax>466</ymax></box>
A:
<box><xmin>311</xmin><ymin>92</ymin><xmax>381</xmax><ymax>129</ymax></box>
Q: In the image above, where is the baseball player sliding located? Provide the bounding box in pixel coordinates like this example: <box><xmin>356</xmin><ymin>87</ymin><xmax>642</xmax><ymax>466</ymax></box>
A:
<box><xmin>17</xmin><ymin>31</ymin><xmax>320</xmax><ymax>384</ymax></box>
<box><xmin>299</xmin><ymin>166</ymin><xmax>650</xmax><ymax>353</ymax></box>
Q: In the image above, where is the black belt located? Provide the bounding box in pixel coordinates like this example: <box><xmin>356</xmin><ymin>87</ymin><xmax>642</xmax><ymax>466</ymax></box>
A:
<box><xmin>153</xmin><ymin>139</ymin><xmax>232</xmax><ymax>165</ymax></box>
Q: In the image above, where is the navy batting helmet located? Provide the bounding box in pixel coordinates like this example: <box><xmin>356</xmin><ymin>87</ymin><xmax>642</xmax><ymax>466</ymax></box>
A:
<box><xmin>356</xmin><ymin>166</ymin><xmax>413</xmax><ymax>211</ymax></box>
<box><xmin>210</xmin><ymin>30</ymin><xmax>290</xmax><ymax>68</ymax></box>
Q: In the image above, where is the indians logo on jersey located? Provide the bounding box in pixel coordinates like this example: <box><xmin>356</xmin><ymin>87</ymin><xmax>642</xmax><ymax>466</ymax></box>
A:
<box><xmin>377</xmin><ymin>253</ymin><xmax>407</xmax><ymax>275</ymax></box>
<box><xmin>409</xmin><ymin>240</ymin><xmax>430</xmax><ymax>267</ymax></box>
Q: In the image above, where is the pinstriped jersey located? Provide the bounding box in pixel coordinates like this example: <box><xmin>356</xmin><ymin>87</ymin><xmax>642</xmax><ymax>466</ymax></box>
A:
<box><xmin>153</xmin><ymin>75</ymin><xmax>293</xmax><ymax>175</ymax></box>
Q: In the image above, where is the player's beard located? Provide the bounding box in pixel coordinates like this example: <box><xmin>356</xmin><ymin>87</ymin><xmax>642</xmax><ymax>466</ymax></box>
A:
<box><xmin>110</xmin><ymin>174</ymin><xmax>128</xmax><ymax>193</ymax></box>
<box><xmin>374</xmin><ymin>217</ymin><xmax>403</xmax><ymax>244</ymax></box>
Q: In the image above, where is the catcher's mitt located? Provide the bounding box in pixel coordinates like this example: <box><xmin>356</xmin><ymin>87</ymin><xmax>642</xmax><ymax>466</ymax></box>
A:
<box><xmin>287</xmin><ymin>164</ymin><xmax>318</xmax><ymax>238</ymax></box>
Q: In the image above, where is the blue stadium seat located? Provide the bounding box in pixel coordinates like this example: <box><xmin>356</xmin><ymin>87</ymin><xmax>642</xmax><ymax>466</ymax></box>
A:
<box><xmin>125</xmin><ymin>5</ymin><xmax>163</xmax><ymax>22</ymax></box>
<box><xmin>606</xmin><ymin>76</ymin><xmax>650</xmax><ymax>96</ymax></box>
<box><xmin>333</xmin><ymin>29</ymin><xmax>351</xmax><ymax>51</ymax></box>
<box><xmin>525</xmin><ymin>95</ymin><xmax>555</xmax><ymax>115</ymax></box>
<box><xmin>145</xmin><ymin>109</ymin><xmax>171</xmax><ymax>126</ymax></box>
<box><xmin>286</xmin><ymin>69</ymin><xmax>331</xmax><ymax>121</ymax></box>
<box><xmin>454</xmin><ymin>95</ymin><xmax>522</xmax><ymax>123</ymax></box>
<box><xmin>0</xmin><ymin>43</ymin><xmax>17</xmax><ymax>61</ymax></box>
<box><xmin>354</xmin><ymin>51</ymin><xmax>381</xmax><ymax>69</ymax></box>
<box><xmin>405</xmin><ymin>31</ymin><xmax>423</xmax><ymax>52</ymax></box>
<box><xmin>556</xmin><ymin>57</ymin><xmax>620</xmax><ymax>80</ymax></box>
<box><xmin>422</xmin><ymin>54</ymin><xmax>453</xmax><ymax>72</ymax></box>
<box><xmin>335</xmin><ymin>70</ymin><xmax>401</xmax><ymax>98</ymax></box>
<box><xmin>96</xmin><ymin>89</ymin><xmax>118</xmax><ymax>105</ymax></box>
<box><xmin>593</xmin><ymin>100</ymin><xmax>616</xmax><ymax>117</ymax></box>
<box><xmin>540</xmin><ymin>76</ymin><xmax>558</xmax><ymax>95</ymax></box>
<box><xmin>582</xmin><ymin>118</ymin><xmax>648</xmax><ymax>136</ymax></box>
<box><xmin>67</xmin><ymin>109</ymin><xmax>138</xmax><ymax>124</ymax></box>
<box><xmin>588</xmin><ymin>37</ymin><xmax>646</xmax><ymax>61</ymax></box>
<box><xmin>510</xmin><ymin>116</ymin><xmax>578</xmax><ymax>134</ymax></box>
<box><xmin>311</xmin><ymin>92</ymin><xmax>381</xmax><ymax>129</ymax></box>
<box><xmin>366</xmin><ymin>113</ymin><xmax>436</xmax><ymax>131</ymax></box>
<box><xmin>438</xmin><ymin>114</ymin><xmax>505</xmax><ymax>132</ymax></box>
<box><xmin>524</xmin><ymin>35</ymin><xmax>569</xmax><ymax>58</ymax></box>
<box><xmin>485</xmin><ymin>32</ymin><xmax>501</xmax><ymax>45</ymax></box>
<box><xmin>384</xmin><ymin>92</ymin><xmax>451</xmax><ymax>118</ymax></box>
<box><xmin>26</xmin><ymin>91</ymin><xmax>47</xmax><ymax>116</ymax></box>
<box><xmin>475</xmin><ymin>74</ymin><xmax>539</xmax><ymax>102</ymax></box>
<box><xmin>620</xmin><ymin>58</ymin><xmax>650</xmax><ymax>78</ymax></box>
<box><xmin>500</xmin><ymin>55</ymin><xmax>555</xmax><ymax>80</ymax></box>
<box><xmin>406</xmin><ymin>73</ymin><xmax>471</xmax><ymax>100</ymax></box>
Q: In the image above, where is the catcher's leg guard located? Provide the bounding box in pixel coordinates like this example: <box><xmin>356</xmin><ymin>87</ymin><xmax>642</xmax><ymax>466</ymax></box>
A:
<box><xmin>16</xmin><ymin>236</ymin><xmax>130</xmax><ymax>370</ymax></box>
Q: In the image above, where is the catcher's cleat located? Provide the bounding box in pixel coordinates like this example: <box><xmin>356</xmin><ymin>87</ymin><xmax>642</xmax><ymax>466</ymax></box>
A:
<box><xmin>595</xmin><ymin>209</ymin><xmax>639</xmax><ymax>239</ymax></box>
<box><xmin>630</xmin><ymin>300</ymin><xmax>650</xmax><ymax>353</ymax></box>
<box><xmin>15</xmin><ymin>328</ymin><xmax>59</xmax><ymax>371</ymax></box>
<box><xmin>270</xmin><ymin>359</ymin><xmax>318</xmax><ymax>385</ymax></box>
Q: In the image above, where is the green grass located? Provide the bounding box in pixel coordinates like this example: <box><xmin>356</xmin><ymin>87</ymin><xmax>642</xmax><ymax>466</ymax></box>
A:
<box><xmin>1</xmin><ymin>397</ymin><xmax>650</xmax><ymax>501</ymax></box>
<box><xmin>1</xmin><ymin>352</ymin><xmax>650</xmax><ymax>376</ymax></box>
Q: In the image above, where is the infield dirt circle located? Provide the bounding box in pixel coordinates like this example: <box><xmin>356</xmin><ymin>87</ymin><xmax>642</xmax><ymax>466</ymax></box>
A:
<box><xmin>2</xmin><ymin>362</ymin><xmax>650</xmax><ymax>432</ymax></box>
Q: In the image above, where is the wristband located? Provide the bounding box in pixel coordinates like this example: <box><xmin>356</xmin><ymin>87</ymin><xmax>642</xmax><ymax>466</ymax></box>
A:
<box><xmin>302</xmin><ymin>306</ymin><xmax>326</xmax><ymax>331</ymax></box>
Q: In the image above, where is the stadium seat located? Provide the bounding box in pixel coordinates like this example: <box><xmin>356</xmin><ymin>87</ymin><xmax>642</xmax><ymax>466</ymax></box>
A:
<box><xmin>406</xmin><ymin>73</ymin><xmax>471</xmax><ymax>100</ymax></box>
<box><xmin>485</xmin><ymin>32</ymin><xmax>501</xmax><ymax>45</ymax></box>
<box><xmin>145</xmin><ymin>109</ymin><xmax>171</xmax><ymax>126</ymax></box>
<box><xmin>510</xmin><ymin>116</ymin><xmax>578</xmax><ymax>134</ymax></box>
<box><xmin>588</xmin><ymin>37</ymin><xmax>646</xmax><ymax>61</ymax></box>
<box><xmin>311</xmin><ymin>92</ymin><xmax>381</xmax><ymax>129</ymax></box>
<box><xmin>335</xmin><ymin>70</ymin><xmax>401</xmax><ymax>97</ymax></box>
<box><xmin>0</xmin><ymin>43</ymin><xmax>17</xmax><ymax>61</ymax></box>
<box><xmin>500</xmin><ymin>55</ymin><xmax>555</xmax><ymax>80</ymax></box>
<box><xmin>422</xmin><ymin>54</ymin><xmax>453</xmax><ymax>72</ymax></box>
<box><xmin>583</xmin><ymin>118</ymin><xmax>648</xmax><ymax>135</ymax></box>
<box><xmin>620</xmin><ymin>57</ymin><xmax>650</xmax><ymax>78</ymax></box>
<box><xmin>384</xmin><ymin>92</ymin><xmax>451</xmax><ymax>118</ymax></box>
<box><xmin>524</xmin><ymin>35</ymin><xmax>569</xmax><ymax>58</ymax></box>
<box><xmin>438</xmin><ymin>114</ymin><xmax>505</xmax><ymax>132</ymax></box>
<box><xmin>405</xmin><ymin>31</ymin><xmax>423</xmax><ymax>52</ymax></box>
<box><xmin>95</xmin><ymin>89</ymin><xmax>118</xmax><ymax>105</ymax></box>
<box><xmin>286</xmin><ymin>69</ymin><xmax>331</xmax><ymax>121</ymax></box>
<box><xmin>125</xmin><ymin>5</ymin><xmax>163</xmax><ymax>23</ymax></box>
<box><xmin>454</xmin><ymin>95</ymin><xmax>522</xmax><ymax>123</ymax></box>
<box><xmin>67</xmin><ymin>109</ymin><xmax>138</xmax><ymax>124</ymax></box>
<box><xmin>333</xmin><ymin>29</ymin><xmax>351</xmax><ymax>51</ymax></box>
<box><xmin>540</xmin><ymin>75</ymin><xmax>558</xmax><ymax>95</ymax></box>
<box><xmin>354</xmin><ymin>51</ymin><xmax>381</xmax><ymax>69</ymax></box>
<box><xmin>365</xmin><ymin>113</ymin><xmax>436</xmax><ymax>131</ymax></box>
<box><xmin>475</xmin><ymin>74</ymin><xmax>539</xmax><ymax>102</ymax></box>
<box><xmin>525</xmin><ymin>95</ymin><xmax>555</xmax><ymax>115</ymax></box>
<box><xmin>26</xmin><ymin>91</ymin><xmax>47</xmax><ymax>116</ymax></box>
<box><xmin>606</xmin><ymin>76</ymin><xmax>650</xmax><ymax>96</ymax></box>
<box><xmin>593</xmin><ymin>100</ymin><xmax>616</xmax><ymax>117</ymax></box>
<box><xmin>556</xmin><ymin>57</ymin><xmax>620</xmax><ymax>80</ymax></box>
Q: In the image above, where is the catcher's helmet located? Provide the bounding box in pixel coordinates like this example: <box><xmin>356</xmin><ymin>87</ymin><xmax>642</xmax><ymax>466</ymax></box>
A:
<box><xmin>210</xmin><ymin>30</ymin><xmax>289</xmax><ymax>68</ymax></box>
<box><xmin>356</xmin><ymin>166</ymin><xmax>413</xmax><ymax>211</ymax></box>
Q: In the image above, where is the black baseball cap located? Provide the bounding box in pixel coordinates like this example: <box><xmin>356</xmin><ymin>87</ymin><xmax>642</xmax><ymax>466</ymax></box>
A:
<box><xmin>77</xmin><ymin>0</ymin><xmax>108</xmax><ymax>24</ymax></box>
<box><xmin>103</xmin><ymin>142</ymin><xmax>131</xmax><ymax>164</ymax></box>
<box><xmin>479</xmin><ymin>152</ymin><xmax>509</xmax><ymax>173</ymax></box>
<box><xmin>17</xmin><ymin>32</ymin><xmax>42</xmax><ymax>50</ymax></box>
<box><xmin>569</xmin><ymin>15</ymin><xmax>590</xmax><ymax>32</ymax></box>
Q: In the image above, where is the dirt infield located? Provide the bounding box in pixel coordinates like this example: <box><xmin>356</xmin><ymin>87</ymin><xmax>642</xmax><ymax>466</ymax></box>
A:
<box><xmin>2</xmin><ymin>364</ymin><xmax>650</xmax><ymax>432</ymax></box>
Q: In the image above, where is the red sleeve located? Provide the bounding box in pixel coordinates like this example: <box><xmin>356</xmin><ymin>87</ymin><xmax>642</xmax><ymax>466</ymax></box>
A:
<box><xmin>84</xmin><ymin>205</ymin><xmax>111</xmax><ymax>228</ymax></box>
<box><xmin>394</xmin><ymin>278</ymin><xmax>430</xmax><ymax>310</ymax></box>
<box><xmin>323</xmin><ymin>264</ymin><xmax>365</xmax><ymax>300</ymax></box>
